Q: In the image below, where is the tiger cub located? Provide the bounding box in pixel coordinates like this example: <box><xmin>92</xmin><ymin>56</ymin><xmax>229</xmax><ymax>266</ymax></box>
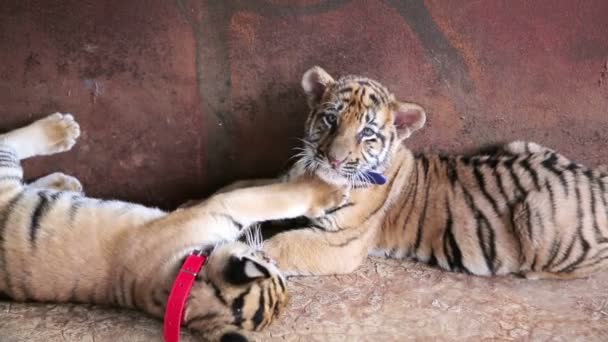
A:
<box><xmin>252</xmin><ymin>66</ymin><xmax>608</xmax><ymax>280</ymax></box>
<box><xmin>0</xmin><ymin>113</ymin><xmax>347</xmax><ymax>341</ymax></box>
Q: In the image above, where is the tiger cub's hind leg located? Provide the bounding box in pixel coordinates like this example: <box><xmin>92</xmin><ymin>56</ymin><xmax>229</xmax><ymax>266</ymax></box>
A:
<box><xmin>0</xmin><ymin>112</ymin><xmax>80</xmax><ymax>160</ymax></box>
<box><xmin>29</xmin><ymin>172</ymin><xmax>83</xmax><ymax>193</ymax></box>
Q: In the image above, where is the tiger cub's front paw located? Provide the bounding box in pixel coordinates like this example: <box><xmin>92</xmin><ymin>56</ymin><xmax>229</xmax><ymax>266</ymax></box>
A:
<box><xmin>306</xmin><ymin>183</ymin><xmax>350</xmax><ymax>218</ymax></box>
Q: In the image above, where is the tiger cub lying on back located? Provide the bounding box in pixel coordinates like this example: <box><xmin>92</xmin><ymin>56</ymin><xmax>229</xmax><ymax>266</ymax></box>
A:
<box><xmin>245</xmin><ymin>66</ymin><xmax>608</xmax><ymax>280</ymax></box>
<box><xmin>0</xmin><ymin>113</ymin><xmax>347</xmax><ymax>341</ymax></box>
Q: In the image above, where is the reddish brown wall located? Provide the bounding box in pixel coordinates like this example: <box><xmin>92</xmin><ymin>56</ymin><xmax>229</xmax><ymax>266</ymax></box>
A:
<box><xmin>1</xmin><ymin>0</ymin><xmax>607</xmax><ymax>208</ymax></box>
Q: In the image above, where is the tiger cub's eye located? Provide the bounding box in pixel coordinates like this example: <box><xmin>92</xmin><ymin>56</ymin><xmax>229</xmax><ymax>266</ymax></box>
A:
<box><xmin>324</xmin><ymin>113</ymin><xmax>337</xmax><ymax>125</ymax></box>
<box><xmin>362</xmin><ymin>127</ymin><xmax>375</xmax><ymax>137</ymax></box>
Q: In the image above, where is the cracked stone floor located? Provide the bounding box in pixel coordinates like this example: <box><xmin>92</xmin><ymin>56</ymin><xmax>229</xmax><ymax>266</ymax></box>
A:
<box><xmin>1</xmin><ymin>257</ymin><xmax>607</xmax><ymax>341</ymax></box>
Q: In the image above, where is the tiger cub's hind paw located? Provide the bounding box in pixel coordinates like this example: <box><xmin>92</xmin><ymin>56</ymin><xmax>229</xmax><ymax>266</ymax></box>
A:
<box><xmin>35</xmin><ymin>113</ymin><xmax>81</xmax><ymax>155</ymax></box>
<box><xmin>30</xmin><ymin>172</ymin><xmax>83</xmax><ymax>193</ymax></box>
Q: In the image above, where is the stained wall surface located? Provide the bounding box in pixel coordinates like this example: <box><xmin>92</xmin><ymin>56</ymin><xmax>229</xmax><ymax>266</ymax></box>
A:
<box><xmin>1</xmin><ymin>0</ymin><xmax>607</xmax><ymax>208</ymax></box>
<box><xmin>0</xmin><ymin>0</ymin><xmax>607</xmax><ymax>341</ymax></box>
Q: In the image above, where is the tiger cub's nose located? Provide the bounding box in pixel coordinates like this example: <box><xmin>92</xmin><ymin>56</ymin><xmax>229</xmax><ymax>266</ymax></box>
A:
<box><xmin>328</xmin><ymin>156</ymin><xmax>343</xmax><ymax>169</ymax></box>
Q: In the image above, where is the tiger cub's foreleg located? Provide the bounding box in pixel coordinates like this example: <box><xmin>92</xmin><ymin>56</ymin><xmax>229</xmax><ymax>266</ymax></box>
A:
<box><xmin>200</xmin><ymin>175</ymin><xmax>349</xmax><ymax>228</ymax></box>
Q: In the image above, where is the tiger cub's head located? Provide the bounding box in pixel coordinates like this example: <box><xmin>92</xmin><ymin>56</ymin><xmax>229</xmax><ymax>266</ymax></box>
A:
<box><xmin>298</xmin><ymin>66</ymin><xmax>426</xmax><ymax>186</ymax></box>
<box><xmin>184</xmin><ymin>241</ymin><xmax>288</xmax><ymax>340</ymax></box>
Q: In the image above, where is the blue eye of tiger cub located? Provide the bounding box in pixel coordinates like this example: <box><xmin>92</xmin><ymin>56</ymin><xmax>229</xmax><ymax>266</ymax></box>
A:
<box><xmin>323</xmin><ymin>113</ymin><xmax>337</xmax><ymax>126</ymax></box>
<box><xmin>361</xmin><ymin>127</ymin><xmax>375</xmax><ymax>137</ymax></box>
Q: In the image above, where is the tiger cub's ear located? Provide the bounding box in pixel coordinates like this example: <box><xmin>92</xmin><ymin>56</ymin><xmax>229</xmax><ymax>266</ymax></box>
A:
<box><xmin>390</xmin><ymin>101</ymin><xmax>426</xmax><ymax>139</ymax></box>
<box><xmin>302</xmin><ymin>66</ymin><xmax>335</xmax><ymax>108</ymax></box>
<box><xmin>224</xmin><ymin>256</ymin><xmax>271</xmax><ymax>285</ymax></box>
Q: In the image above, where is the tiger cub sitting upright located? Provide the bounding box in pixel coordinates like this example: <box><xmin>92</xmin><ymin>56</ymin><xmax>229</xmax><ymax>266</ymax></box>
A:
<box><xmin>0</xmin><ymin>113</ymin><xmax>347</xmax><ymax>341</ymax></box>
<box><xmin>253</xmin><ymin>66</ymin><xmax>608</xmax><ymax>280</ymax></box>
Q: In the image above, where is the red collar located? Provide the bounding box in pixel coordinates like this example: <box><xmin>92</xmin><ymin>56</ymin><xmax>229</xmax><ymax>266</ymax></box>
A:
<box><xmin>163</xmin><ymin>250</ymin><xmax>208</xmax><ymax>342</ymax></box>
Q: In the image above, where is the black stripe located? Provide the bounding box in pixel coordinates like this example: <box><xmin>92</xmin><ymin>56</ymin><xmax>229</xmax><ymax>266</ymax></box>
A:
<box><xmin>492</xmin><ymin>166</ymin><xmax>513</xmax><ymax>208</ymax></box>
<box><xmin>552</xmin><ymin>177</ymin><xmax>586</xmax><ymax>270</ymax></box>
<box><xmin>0</xmin><ymin>192</ymin><xmax>25</xmax><ymax>295</ymax></box>
<box><xmin>504</xmin><ymin>157</ymin><xmax>527</xmax><ymax>198</ymax></box>
<box><xmin>369</xmin><ymin>93</ymin><xmax>379</xmax><ymax>106</ymax></box>
<box><xmin>324</xmin><ymin>202</ymin><xmax>355</xmax><ymax>215</ymax></box>
<box><xmin>0</xmin><ymin>150</ymin><xmax>15</xmax><ymax>157</ymax></box>
<box><xmin>546</xmin><ymin>181</ymin><xmax>557</xmax><ymax>223</ymax></box>
<box><xmin>558</xmin><ymin>235</ymin><xmax>590</xmax><ymax>273</ymax></box>
<box><xmin>401</xmin><ymin>161</ymin><xmax>420</xmax><ymax>233</ymax></box>
<box><xmin>413</xmin><ymin>160</ymin><xmax>432</xmax><ymax>253</ymax></box>
<box><xmin>231</xmin><ymin>286</ymin><xmax>252</xmax><ymax>327</ymax></box>
<box><xmin>0</xmin><ymin>162</ymin><xmax>20</xmax><ymax>168</ymax></box>
<box><xmin>69</xmin><ymin>195</ymin><xmax>84</xmax><ymax>223</ymax></box>
<box><xmin>446</xmin><ymin>157</ymin><xmax>459</xmax><ymax>186</ymax></box>
<box><xmin>418</xmin><ymin>155</ymin><xmax>430</xmax><ymax>176</ymax></box>
<box><xmin>566</xmin><ymin>162</ymin><xmax>580</xmax><ymax>171</ymax></box>
<box><xmin>530</xmin><ymin>254</ymin><xmax>538</xmax><ymax>271</ymax></box>
<box><xmin>0</xmin><ymin>157</ymin><xmax>18</xmax><ymax>164</ymax></box>
<box><xmin>359</xmin><ymin>86</ymin><xmax>366</xmax><ymax>99</ymax></box>
<box><xmin>573</xmin><ymin>255</ymin><xmax>608</xmax><ymax>273</ymax></box>
<box><xmin>0</xmin><ymin>149</ymin><xmax>16</xmax><ymax>156</ymax></box>
<box><xmin>584</xmin><ymin>172</ymin><xmax>604</xmax><ymax>242</ymax></box>
<box><xmin>472</xmin><ymin>161</ymin><xmax>501</xmax><ymax>215</ymax></box>
<box><xmin>210</xmin><ymin>280</ymin><xmax>228</xmax><ymax>305</ymax></box>
<box><xmin>529</xmin><ymin>211</ymin><xmax>546</xmax><ymax>271</ymax></box>
<box><xmin>443</xmin><ymin>205</ymin><xmax>469</xmax><ymax>274</ymax></box>
<box><xmin>543</xmin><ymin>238</ymin><xmax>562</xmax><ymax>271</ymax></box>
<box><xmin>541</xmin><ymin>153</ymin><xmax>569</xmax><ymax>196</ymax></box>
<box><xmin>427</xmin><ymin>248</ymin><xmax>438</xmax><ymax>267</ymax></box>
<box><xmin>553</xmin><ymin>233</ymin><xmax>577</xmax><ymax>268</ymax></box>
<box><xmin>461</xmin><ymin>185</ymin><xmax>496</xmax><ymax>275</ymax></box>
<box><xmin>266</xmin><ymin>285</ymin><xmax>275</xmax><ymax>319</ymax></box>
<box><xmin>442</xmin><ymin>204</ymin><xmax>454</xmax><ymax>271</ymax></box>
<box><xmin>524</xmin><ymin>202</ymin><xmax>534</xmax><ymax>241</ymax></box>
<box><xmin>251</xmin><ymin>287</ymin><xmax>266</xmax><ymax>330</ymax></box>
<box><xmin>276</xmin><ymin>276</ymin><xmax>286</xmax><ymax>293</ymax></box>
<box><xmin>29</xmin><ymin>191</ymin><xmax>62</xmax><ymax>245</ymax></box>
<box><xmin>556</xmin><ymin>182</ymin><xmax>591</xmax><ymax>273</ymax></box>
<box><xmin>519</xmin><ymin>156</ymin><xmax>541</xmax><ymax>190</ymax></box>
<box><xmin>186</xmin><ymin>312</ymin><xmax>219</xmax><ymax>327</ymax></box>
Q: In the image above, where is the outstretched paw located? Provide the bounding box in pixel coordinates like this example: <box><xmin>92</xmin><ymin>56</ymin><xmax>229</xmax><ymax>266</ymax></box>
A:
<box><xmin>36</xmin><ymin>113</ymin><xmax>81</xmax><ymax>155</ymax></box>
<box><xmin>30</xmin><ymin>172</ymin><xmax>83</xmax><ymax>193</ymax></box>
<box><xmin>306</xmin><ymin>183</ymin><xmax>350</xmax><ymax>218</ymax></box>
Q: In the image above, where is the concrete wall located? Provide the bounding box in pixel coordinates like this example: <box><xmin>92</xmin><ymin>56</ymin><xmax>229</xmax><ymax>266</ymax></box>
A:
<box><xmin>1</xmin><ymin>0</ymin><xmax>607</xmax><ymax>208</ymax></box>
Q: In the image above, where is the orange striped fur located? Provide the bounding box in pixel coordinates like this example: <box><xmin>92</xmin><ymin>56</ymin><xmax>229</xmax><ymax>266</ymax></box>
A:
<box><xmin>256</xmin><ymin>66</ymin><xmax>608</xmax><ymax>280</ymax></box>
<box><xmin>0</xmin><ymin>113</ymin><xmax>349</xmax><ymax>341</ymax></box>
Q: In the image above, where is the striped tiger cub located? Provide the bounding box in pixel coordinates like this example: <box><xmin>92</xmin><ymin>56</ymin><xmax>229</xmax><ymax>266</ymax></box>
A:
<box><xmin>250</xmin><ymin>66</ymin><xmax>608</xmax><ymax>280</ymax></box>
<box><xmin>0</xmin><ymin>113</ymin><xmax>348</xmax><ymax>341</ymax></box>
